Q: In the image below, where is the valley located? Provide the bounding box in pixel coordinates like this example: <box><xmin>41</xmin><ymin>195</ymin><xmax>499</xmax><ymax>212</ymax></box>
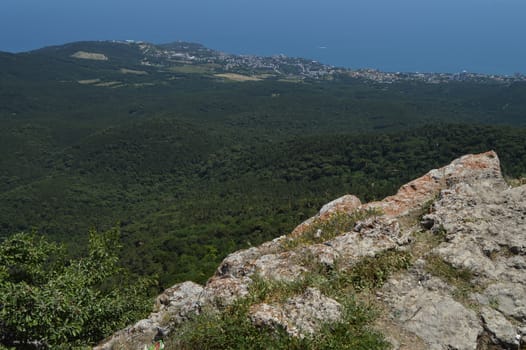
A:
<box><xmin>1</xmin><ymin>40</ymin><xmax>526</xmax><ymax>290</ymax></box>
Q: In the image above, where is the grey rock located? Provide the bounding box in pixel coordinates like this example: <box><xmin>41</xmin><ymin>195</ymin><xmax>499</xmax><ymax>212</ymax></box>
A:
<box><xmin>95</xmin><ymin>281</ymin><xmax>204</xmax><ymax>350</ymax></box>
<box><xmin>401</xmin><ymin>292</ymin><xmax>480</xmax><ymax>350</ymax></box>
<box><xmin>480</xmin><ymin>306</ymin><xmax>518</xmax><ymax>347</ymax></box>
<box><xmin>383</xmin><ymin>274</ymin><xmax>482</xmax><ymax>350</ymax></box>
<box><xmin>483</xmin><ymin>283</ymin><xmax>526</xmax><ymax>321</ymax></box>
<box><xmin>249</xmin><ymin>287</ymin><xmax>341</xmax><ymax>338</ymax></box>
<box><xmin>318</xmin><ymin>194</ymin><xmax>362</xmax><ymax>217</ymax></box>
<box><xmin>289</xmin><ymin>194</ymin><xmax>361</xmax><ymax>238</ymax></box>
<box><xmin>215</xmin><ymin>235</ymin><xmax>286</xmax><ymax>278</ymax></box>
<box><xmin>328</xmin><ymin>216</ymin><xmax>410</xmax><ymax>265</ymax></box>
<box><xmin>152</xmin><ymin>281</ymin><xmax>204</xmax><ymax>326</ymax></box>
<box><xmin>252</xmin><ymin>251</ymin><xmax>307</xmax><ymax>282</ymax></box>
<box><xmin>201</xmin><ymin>276</ymin><xmax>251</xmax><ymax>306</ymax></box>
<box><xmin>507</xmin><ymin>256</ymin><xmax>526</xmax><ymax>270</ymax></box>
<box><xmin>433</xmin><ymin>234</ymin><xmax>498</xmax><ymax>279</ymax></box>
<box><xmin>303</xmin><ymin>244</ymin><xmax>340</xmax><ymax>268</ymax></box>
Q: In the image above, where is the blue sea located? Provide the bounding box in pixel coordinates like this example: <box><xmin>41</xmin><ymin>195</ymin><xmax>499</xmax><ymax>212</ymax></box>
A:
<box><xmin>1</xmin><ymin>0</ymin><xmax>525</xmax><ymax>75</ymax></box>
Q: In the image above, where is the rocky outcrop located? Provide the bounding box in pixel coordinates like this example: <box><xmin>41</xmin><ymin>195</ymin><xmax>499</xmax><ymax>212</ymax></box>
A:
<box><xmin>380</xmin><ymin>151</ymin><xmax>525</xmax><ymax>349</ymax></box>
<box><xmin>290</xmin><ymin>194</ymin><xmax>362</xmax><ymax>237</ymax></box>
<box><xmin>382</xmin><ymin>270</ymin><xmax>483</xmax><ymax>350</ymax></box>
<box><xmin>249</xmin><ymin>288</ymin><xmax>342</xmax><ymax>338</ymax></box>
<box><xmin>95</xmin><ymin>281</ymin><xmax>204</xmax><ymax>349</ymax></box>
<box><xmin>96</xmin><ymin>151</ymin><xmax>525</xmax><ymax>350</ymax></box>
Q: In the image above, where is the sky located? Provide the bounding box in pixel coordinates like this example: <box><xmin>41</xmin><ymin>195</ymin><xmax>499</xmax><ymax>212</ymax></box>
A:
<box><xmin>1</xmin><ymin>0</ymin><xmax>526</xmax><ymax>74</ymax></box>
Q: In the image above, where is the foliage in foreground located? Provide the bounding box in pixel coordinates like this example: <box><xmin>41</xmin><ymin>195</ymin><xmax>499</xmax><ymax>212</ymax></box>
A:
<box><xmin>0</xmin><ymin>229</ymin><xmax>154</xmax><ymax>348</ymax></box>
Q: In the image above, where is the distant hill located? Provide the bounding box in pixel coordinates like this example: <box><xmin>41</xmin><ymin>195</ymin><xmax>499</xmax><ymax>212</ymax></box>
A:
<box><xmin>4</xmin><ymin>40</ymin><xmax>526</xmax><ymax>84</ymax></box>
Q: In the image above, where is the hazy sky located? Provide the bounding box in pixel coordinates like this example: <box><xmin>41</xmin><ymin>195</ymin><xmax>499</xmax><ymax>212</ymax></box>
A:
<box><xmin>1</xmin><ymin>0</ymin><xmax>525</xmax><ymax>74</ymax></box>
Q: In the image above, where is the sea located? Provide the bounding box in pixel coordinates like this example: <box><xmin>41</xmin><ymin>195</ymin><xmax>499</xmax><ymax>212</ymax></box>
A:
<box><xmin>1</xmin><ymin>0</ymin><xmax>525</xmax><ymax>75</ymax></box>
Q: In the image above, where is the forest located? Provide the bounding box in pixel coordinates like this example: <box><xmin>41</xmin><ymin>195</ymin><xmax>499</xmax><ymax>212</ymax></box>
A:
<box><xmin>1</xmin><ymin>41</ymin><xmax>526</xmax><ymax>346</ymax></box>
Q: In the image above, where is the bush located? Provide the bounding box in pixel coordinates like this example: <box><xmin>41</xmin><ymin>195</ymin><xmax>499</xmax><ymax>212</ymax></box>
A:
<box><xmin>0</xmin><ymin>229</ymin><xmax>154</xmax><ymax>348</ymax></box>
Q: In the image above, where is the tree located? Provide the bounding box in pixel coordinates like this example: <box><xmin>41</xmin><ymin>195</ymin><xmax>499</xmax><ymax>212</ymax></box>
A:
<box><xmin>0</xmin><ymin>229</ymin><xmax>154</xmax><ymax>348</ymax></box>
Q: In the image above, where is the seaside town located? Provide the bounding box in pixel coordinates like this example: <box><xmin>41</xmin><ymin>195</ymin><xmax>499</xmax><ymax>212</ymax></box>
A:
<box><xmin>129</xmin><ymin>40</ymin><xmax>526</xmax><ymax>84</ymax></box>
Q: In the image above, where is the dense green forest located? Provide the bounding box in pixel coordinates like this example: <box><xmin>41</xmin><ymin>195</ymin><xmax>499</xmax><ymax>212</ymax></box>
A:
<box><xmin>1</xmin><ymin>40</ymin><xmax>526</xmax><ymax>347</ymax></box>
<box><xmin>1</xmin><ymin>42</ymin><xmax>526</xmax><ymax>290</ymax></box>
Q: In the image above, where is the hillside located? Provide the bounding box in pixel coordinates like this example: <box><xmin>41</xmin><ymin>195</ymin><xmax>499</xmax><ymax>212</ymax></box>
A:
<box><xmin>2</xmin><ymin>40</ymin><xmax>526</xmax><ymax>348</ymax></box>
<box><xmin>98</xmin><ymin>151</ymin><xmax>526</xmax><ymax>350</ymax></box>
<box><xmin>1</xmin><ymin>40</ymin><xmax>526</xmax><ymax>289</ymax></box>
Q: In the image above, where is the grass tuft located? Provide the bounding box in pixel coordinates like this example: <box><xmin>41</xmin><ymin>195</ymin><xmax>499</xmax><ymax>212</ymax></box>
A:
<box><xmin>424</xmin><ymin>254</ymin><xmax>478</xmax><ymax>301</ymax></box>
<box><xmin>165</xmin><ymin>247</ymin><xmax>412</xmax><ymax>349</ymax></box>
<box><xmin>346</xmin><ymin>250</ymin><xmax>413</xmax><ymax>292</ymax></box>
<box><xmin>167</xmin><ymin>294</ymin><xmax>389</xmax><ymax>350</ymax></box>
<box><xmin>283</xmin><ymin>208</ymin><xmax>382</xmax><ymax>250</ymax></box>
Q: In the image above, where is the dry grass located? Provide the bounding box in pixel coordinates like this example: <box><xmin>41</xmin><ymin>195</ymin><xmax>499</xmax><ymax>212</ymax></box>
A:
<box><xmin>506</xmin><ymin>176</ymin><xmax>526</xmax><ymax>188</ymax></box>
<box><xmin>215</xmin><ymin>73</ymin><xmax>262</xmax><ymax>82</ymax></box>
<box><xmin>119</xmin><ymin>68</ymin><xmax>148</xmax><ymax>75</ymax></box>
<box><xmin>77</xmin><ymin>79</ymin><xmax>101</xmax><ymax>85</ymax></box>
<box><xmin>71</xmin><ymin>51</ymin><xmax>108</xmax><ymax>61</ymax></box>
<box><xmin>94</xmin><ymin>81</ymin><xmax>122</xmax><ymax>87</ymax></box>
<box><xmin>278</xmin><ymin>77</ymin><xmax>303</xmax><ymax>83</ymax></box>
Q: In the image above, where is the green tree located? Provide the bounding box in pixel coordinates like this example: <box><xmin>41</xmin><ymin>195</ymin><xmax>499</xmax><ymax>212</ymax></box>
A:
<box><xmin>0</xmin><ymin>229</ymin><xmax>154</xmax><ymax>348</ymax></box>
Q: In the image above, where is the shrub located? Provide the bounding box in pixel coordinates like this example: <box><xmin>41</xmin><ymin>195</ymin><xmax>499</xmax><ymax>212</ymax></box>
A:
<box><xmin>0</xmin><ymin>229</ymin><xmax>154</xmax><ymax>348</ymax></box>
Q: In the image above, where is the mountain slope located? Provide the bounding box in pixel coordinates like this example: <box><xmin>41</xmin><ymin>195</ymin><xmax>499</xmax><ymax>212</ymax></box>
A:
<box><xmin>2</xmin><ymin>40</ymin><xmax>526</xmax><ymax>288</ymax></box>
<box><xmin>97</xmin><ymin>151</ymin><xmax>526</xmax><ymax>350</ymax></box>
